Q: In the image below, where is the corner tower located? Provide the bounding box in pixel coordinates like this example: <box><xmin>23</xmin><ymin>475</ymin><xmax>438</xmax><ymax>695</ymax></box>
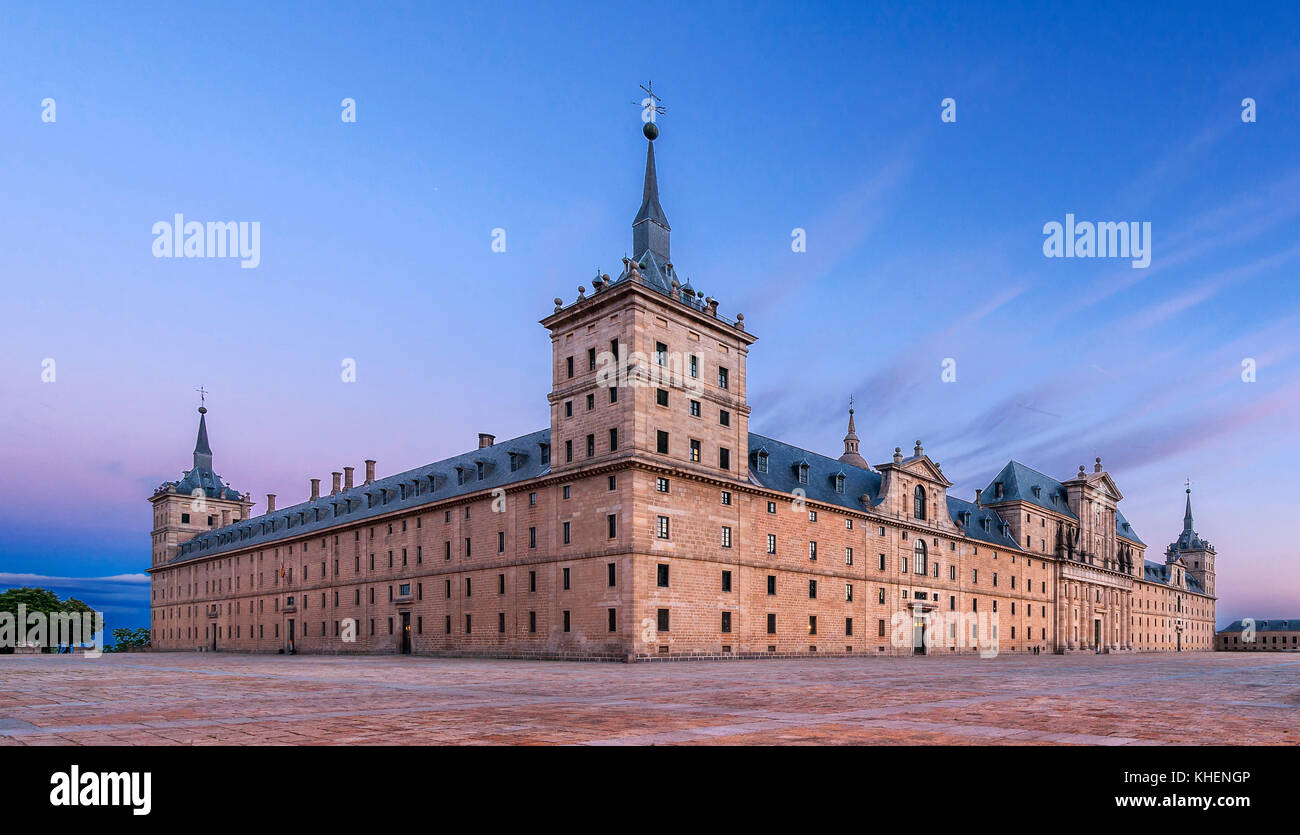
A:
<box><xmin>148</xmin><ymin>404</ymin><xmax>252</xmax><ymax>568</ymax></box>
<box><xmin>1167</xmin><ymin>484</ymin><xmax>1216</xmax><ymax>596</ymax></box>
<box><xmin>540</xmin><ymin>110</ymin><xmax>756</xmax><ymax>483</ymax></box>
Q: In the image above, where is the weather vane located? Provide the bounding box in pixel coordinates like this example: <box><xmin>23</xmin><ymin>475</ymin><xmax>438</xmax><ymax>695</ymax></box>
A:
<box><xmin>634</xmin><ymin>81</ymin><xmax>666</xmax><ymax>140</ymax></box>
<box><xmin>1185</xmin><ymin>477</ymin><xmax>1191</xmax><ymax>492</ymax></box>
<box><xmin>196</xmin><ymin>386</ymin><xmax>208</xmax><ymax>413</ymax></box>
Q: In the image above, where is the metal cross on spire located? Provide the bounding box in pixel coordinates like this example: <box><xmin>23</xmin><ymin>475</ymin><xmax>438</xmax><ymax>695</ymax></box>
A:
<box><xmin>634</xmin><ymin>80</ymin><xmax>666</xmax><ymax>120</ymax></box>
<box><xmin>196</xmin><ymin>386</ymin><xmax>208</xmax><ymax>407</ymax></box>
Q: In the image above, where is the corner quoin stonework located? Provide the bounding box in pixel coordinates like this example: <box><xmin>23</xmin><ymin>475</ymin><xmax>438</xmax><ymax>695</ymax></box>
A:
<box><xmin>147</xmin><ymin>120</ymin><xmax>1216</xmax><ymax>661</ymax></box>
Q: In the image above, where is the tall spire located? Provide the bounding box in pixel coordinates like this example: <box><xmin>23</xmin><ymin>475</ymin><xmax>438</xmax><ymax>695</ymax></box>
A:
<box><xmin>838</xmin><ymin>396</ymin><xmax>869</xmax><ymax>469</ymax></box>
<box><xmin>1183</xmin><ymin>481</ymin><xmax>1194</xmax><ymax>532</ymax></box>
<box><xmin>194</xmin><ymin>405</ymin><xmax>213</xmax><ymax>471</ymax></box>
<box><xmin>632</xmin><ymin>85</ymin><xmax>670</xmax><ymax>262</ymax></box>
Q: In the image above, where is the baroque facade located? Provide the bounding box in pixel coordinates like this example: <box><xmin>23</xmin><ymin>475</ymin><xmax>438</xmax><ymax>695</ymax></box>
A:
<box><xmin>147</xmin><ymin>123</ymin><xmax>1216</xmax><ymax>659</ymax></box>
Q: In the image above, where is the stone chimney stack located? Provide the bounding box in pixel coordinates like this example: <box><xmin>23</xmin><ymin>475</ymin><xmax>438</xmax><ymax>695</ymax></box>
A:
<box><xmin>331</xmin><ymin>472</ymin><xmax>342</xmax><ymax>495</ymax></box>
<box><xmin>310</xmin><ymin>478</ymin><xmax>320</xmax><ymax>500</ymax></box>
<box><xmin>266</xmin><ymin>493</ymin><xmax>276</xmax><ymax>513</ymax></box>
<box><xmin>478</xmin><ymin>433</ymin><xmax>495</xmax><ymax>449</ymax></box>
<box><xmin>365</xmin><ymin>460</ymin><xmax>376</xmax><ymax>484</ymax></box>
<box><xmin>975</xmin><ymin>488</ymin><xmax>983</xmax><ymax>507</ymax></box>
<box><xmin>344</xmin><ymin>467</ymin><xmax>354</xmax><ymax>490</ymax></box>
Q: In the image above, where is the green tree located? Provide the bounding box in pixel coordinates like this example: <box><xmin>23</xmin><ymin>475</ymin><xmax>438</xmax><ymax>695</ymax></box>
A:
<box><xmin>107</xmin><ymin>627</ymin><xmax>151</xmax><ymax>652</ymax></box>
<box><xmin>0</xmin><ymin>587</ymin><xmax>97</xmax><ymax>653</ymax></box>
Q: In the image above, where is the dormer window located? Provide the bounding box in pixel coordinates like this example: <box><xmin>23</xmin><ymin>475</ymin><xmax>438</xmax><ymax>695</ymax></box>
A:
<box><xmin>795</xmin><ymin>462</ymin><xmax>809</xmax><ymax>484</ymax></box>
<box><xmin>834</xmin><ymin>473</ymin><xmax>845</xmax><ymax>494</ymax></box>
<box><xmin>476</xmin><ymin>461</ymin><xmax>486</xmax><ymax>479</ymax></box>
<box><xmin>538</xmin><ymin>442</ymin><xmax>550</xmax><ymax>466</ymax></box>
<box><xmin>455</xmin><ymin>467</ymin><xmax>468</xmax><ymax>486</ymax></box>
<box><xmin>509</xmin><ymin>451</ymin><xmax>524</xmax><ymax>472</ymax></box>
<box><xmin>981</xmin><ymin>518</ymin><xmax>991</xmax><ymax>532</ymax></box>
<box><xmin>1031</xmin><ymin>485</ymin><xmax>1042</xmax><ymax>498</ymax></box>
<box><xmin>756</xmin><ymin>450</ymin><xmax>769</xmax><ymax>474</ymax></box>
<box><xmin>994</xmin><ymin>482</ymin><xmax>1004</xmax><ymax>499</ymax></box>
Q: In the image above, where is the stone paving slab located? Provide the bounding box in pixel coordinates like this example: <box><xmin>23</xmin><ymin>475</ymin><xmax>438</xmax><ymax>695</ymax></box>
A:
<box><xmin>0</xmin><ymin>652</ymin><xmax>1295</xmax><ymax>745</ymax></box>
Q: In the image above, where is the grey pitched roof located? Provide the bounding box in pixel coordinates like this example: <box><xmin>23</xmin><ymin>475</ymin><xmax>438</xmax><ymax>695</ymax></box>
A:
<box><xmin>1115</xmin><ymin>509</ymin><xmax>1144</xmax><ymax>545</ymax></box>
<box><xmin>748</xmin><ymin>433</ymin><xmax>1020</xmax><ymax>550</ymax></box>
<box><xmin>1221</xmin><ymin>619</ymin><xmax>1300</xmax><ymax>632</ymax></box>
<box><xmin>171</xmin><ymin>429</ymin><xmax>551</xmax><ymax>565</ymax></box>
<box><xmin>1143</xmin><ymin>559</ymin><xmax>1205</xmax><ymax>594</ymax></box>
<box><xmin>982</xmin><ymin>460</ymin><xmax>1078</xmax><ymax>520</ymax></box>
<box><xmin>748</xmin><ymin>432</ymin><xmax>883</xmax><ymax>508</ymax></box>
<box><xmin>945</xmin><ymin>496</ymin><xmax>1022</xmax><ymax>549</ymax></box>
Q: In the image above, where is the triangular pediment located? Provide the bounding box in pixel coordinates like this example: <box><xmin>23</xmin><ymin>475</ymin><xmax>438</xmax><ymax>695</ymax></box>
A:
<box><xmin>897</xmin><ymin>455</ymin><xmax>953</xmax><ymax>487</ymax></box>
<box><xmin>1086</xmin><ymin>471</ymin><xmax>1123</xmax><ymax>501</ymax></box>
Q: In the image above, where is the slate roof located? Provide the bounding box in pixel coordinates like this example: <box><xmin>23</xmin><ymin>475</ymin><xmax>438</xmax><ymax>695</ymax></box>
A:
<box><xmin>747</xmin><ymin>433</ymin><xmax>1021</xmax><ymax>549</ymax></box>
<box><xmin>749</xmin><ymin>432</ymin><xmax>883</xmax><ymax>508</ymax></box>
<box><xmin>982</xmin><ymin>460</ymin><xmax>1078</xmax><ymax>519</ymax></box>
<box><xmin>1143</xmin><ymin>559</ymin><xmax>1205</xmax><ymax>594</ymax></box>
<box><xmin>945</xmin><ymin>496</ymin><xmax>1022</xmax><ymax>549</ymax></box>
<box><xmin>1220</xmin><ymin>619</ymin><xmax>1300</xmax><ymax>633</ymax></box>
<box><xmin>1115</xmin><ymin>509</ymin><xmax>1144</xmax><ymax>545</ymax></box>
<box><xmin>170</xmin><ymin>429</ymin><xmax>552</xmax><ymax>565</ymax></box>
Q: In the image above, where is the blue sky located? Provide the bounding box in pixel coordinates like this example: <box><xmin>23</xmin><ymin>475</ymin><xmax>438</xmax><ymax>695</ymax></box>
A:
<box><xmin>2</xmin><ymin>1</ymin><xmax>1298</xmax><ymax>630</ymax></box>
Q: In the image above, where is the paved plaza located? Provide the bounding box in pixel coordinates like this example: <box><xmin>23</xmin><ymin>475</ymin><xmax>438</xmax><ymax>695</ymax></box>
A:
<box><xmin>0</xmin><ymin>651</ymin><xmax>1295</xmax><ymax>745</ymax></box>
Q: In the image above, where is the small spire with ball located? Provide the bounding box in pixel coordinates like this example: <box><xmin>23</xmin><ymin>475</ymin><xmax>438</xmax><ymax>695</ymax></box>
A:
<box><xmin>634</xmin><ymin>80</ymin><xmax>665</xmax><ymax>140</ymax></box>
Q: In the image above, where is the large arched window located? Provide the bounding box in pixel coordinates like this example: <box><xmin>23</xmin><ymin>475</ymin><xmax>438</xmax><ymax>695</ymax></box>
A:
<box><xmin>913</xmin><ymin>485</ymin><xmax>926</xmax><ymax>520</ymax></box>
<box><xmin>913</xmin><ymin>539</ymin><xmax>927</xmax><ymax>575</ymax></box>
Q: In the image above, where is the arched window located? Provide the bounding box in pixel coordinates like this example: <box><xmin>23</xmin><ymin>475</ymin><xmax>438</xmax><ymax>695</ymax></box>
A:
<box><xmin>913</xmin><ymin>539</ymin><xmax>927</xmax><ymax>575</ymax></box>
<box><xmin>913</xmin><ymin>485</ymin><xmax>926</xmax><ymax>519</ymax></box>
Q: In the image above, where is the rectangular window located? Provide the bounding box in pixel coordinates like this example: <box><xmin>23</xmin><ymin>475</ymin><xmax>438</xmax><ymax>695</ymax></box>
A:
<box><xmin>719</xmin><ymin>409</ymin><xmax>730</xmax><ymax>426</ymax></box>
<box><xmin>767</xmin><ymin>534</ymin><xmax>776</xmax><ymax>554</ymax></box>
<box><xmin>529</xmin><ymin>611</ymin><xmax>537</xmax><ymax>633</ymax></box>
<box><xmin>656</xmin><ymin>341</ymin><xmax>668</xmax><ymax>365</ymax></box>
<box><xmin>845</xmin><ymin>617</ymin><xmax>853</xmax><ymax>636</ymax></box>
<box><xmin>656</xmin><ymin>477</ymin><xmax>669</xmax><ymax>493</ymax></box>
<box><xmin>689</xmin><ymin>439</ymin><xmax>701</xmax><ymax>462</ymax></box>
<box><xmin>586</xmin><ymin>433</ymin><xmax>595</xmax><ymax>457</ymax></box>
<box><xmin>608</xmin><ymin>608</ymin><xmax>617</xmax><ymax>632</ymax></box>
<box><xmin>845</xmin><ymin>547</ymin><xmax>853</xmax><ymax>565</ymax></box>
<box><xmin>588</xmin><ymin>347</ymin><xmax>597</xmax><ymax>371</ymax></box>
<box><xmin>563</xmin><ymin>567</ymin><xmax>571</xmax><ymax>590</ymax></box>
<box><xmin>563</xmin><ymin>521</ymin><xmax>571</xmax><ymax>544</ymax></box>
<box><xmin>721</xmin><ymin>611</ymin><xmax>732</xmax><ymax>633</ymax></box>
<box><xmin>720</xmin><ymin>490</ymin><xmax>731</xmax><ymax>505</ymax></box>
<box><xmin>498</xmin><ymin>531</ymin><xmax>505</xmax><ymax>553</ymax></box>
<box><xmin>809</xmin><ymin>541</ymin><xmax>818</xmax><ymax>561</ymax></box>
<box><xmin>607</xmin><ymin>513</ymin><xmax>618</xmax><ymax>539</ymax></box>
<box><xmin>565</xmin><ymin>440</ymin><xmax>572</xmax><ymax>462</ymax></box>
<box><xmin>657</xmin><ymin>516</ymin><xmax>670</xmax><ymax>539</ymax></box>
<box><xmin>767</xmin><ymin>613</ymin><xmax>777</xmax><ymax>634</ymax></box>
<box><xmin>721</xmin><ymin>526</ymin><xmax>732</xmax><ymax>548</ymax></box>
<box><xmin>529</xmin><ymin>570</ymin><xmax>536</xmax><ymax>593</ymax></box>
<box><xmin>498</xmin><ymin>612</ymin><xmax>506</xmax><ymax>633</ymax></box>
<box><xmin>609</xmin><ymin>428</ymin><xmax>618</xmax><ymax>451</ymax></box>
<box><xmin>529</xmin><ymin>527</ymin><xmax>536</xmax><ymax>549</ymax></box>
<box><xmin>689</xmin><ymin>399</ymin><xmax>700</xmax><ymax>417</ymax></box>
<box><xmin>721</xmin><ymin>570</ymin><xmax>732</xmax><ymax>592</ymax></box>
<box><xmin>719</xmin><ymin>447</ymin><xmax>730</xmax><ymax>470</ymax></box>
<box><xmin>566</xmin><ymin>356</ymin><xmax>574</xmax><ymax>378</ymax></box>
<box><xmin>608</xmin><ymin>562</ymin><xmax>616</xmax><ymax>587</ymax></box>
<box><xmin>845</xmin><ymin>583</ymin><xmax>853</xmax><ymax>602</ymax></box>
<box><xmin>809</xmin><ymin>615</ymin><xmax>817</xmax><ymax>635</ymax></box>
<box><xmin>767</xmin><ymin>575</ymin><xmax>776</xmax><ymax>595</ymax></box>
<box><xmin>657</xmin><ymin>608</ymin><xmax>669</xmax><ymax>632</ymax></box>
<box><xmin>657</xmin><ymin>430</ymin><xmax>669</xmax><ymax>454</ymax></box>
<box><xmin>718</xmin><ymin>367</ymin><xmax>729</xmax><ymax>389</ymax></box>
<box><xmin>656</xmin><ymin>388</ymin><xmax>669</xmax><ymax>407</ymax></box>
<box><xmin>689</xmin><ymin>354</ymin><xmax>698</xmax><ymax>378</ymax></box>
<box><xmin>657</xmin><ymin>564</ymin><xmax>669</xmax><ymax>587</ymax></box>
<box><xmin>809</xmin><ymin>579</ymin><xmax>817</xmax><ymax>599</ymax></box>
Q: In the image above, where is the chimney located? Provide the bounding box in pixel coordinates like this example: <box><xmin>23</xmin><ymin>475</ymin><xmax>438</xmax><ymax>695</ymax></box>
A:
<box><xmin>974</xmin><ymin>488</ymin><xmax>982</xmax><ymax>507</ymax></box>
<box><xmin>478</xmin><ymin>433</ymin><xmax>495</xmax><ymax>449</ymax></box>
<box><xmin>310</xmin><ymin>478</ymin><xmax>320</xmax><ymax>500</ymax></box>
<box><xmin>365</xmin><ymin>459</ymin><xmax>376</xmax><ymax>484</ymax></box>
<box><xmin>344</xmin><ymin>466</ymin><xmax>354</xmax><ymax>490</ymax></box>
<box><xmin>266</xmin><ymin>493</ymin><xmax>276</xmax><ymax>513</ymax></box>
<box><xmin>331</xmin><ymin>472</ymin><xmax>342</xmax><ymax>495</ymax></box>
